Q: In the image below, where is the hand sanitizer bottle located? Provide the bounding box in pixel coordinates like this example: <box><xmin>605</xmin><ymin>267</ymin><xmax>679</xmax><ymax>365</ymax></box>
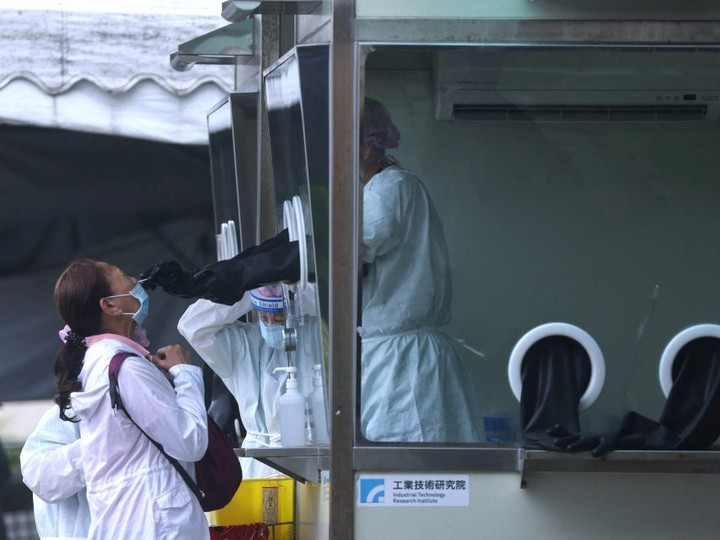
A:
<box><xmin>273</xmin><ymin>367</ymin><xmax>307</xmax><ymax>447</ymax></box>
<box><xmin>310</xmin><ymin>364</ymin><xmax>330</xmax><ymax>445</ymax></box>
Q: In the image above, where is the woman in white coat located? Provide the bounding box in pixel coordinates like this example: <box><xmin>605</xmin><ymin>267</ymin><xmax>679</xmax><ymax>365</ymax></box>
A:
<box><xmin>360</xmin><ymin>98</ymin><xmax>482</xmax><ymax>443</ymax></box>
<box><xmin>52</xmin><ymin>258</ymin><xmax>209</xmax><ymax>540</ymax></box>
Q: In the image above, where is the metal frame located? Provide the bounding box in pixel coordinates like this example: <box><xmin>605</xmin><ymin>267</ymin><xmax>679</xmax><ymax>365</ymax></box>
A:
<box><xmin>170</xmin><ymin>10</ymin><xmax>720</xmax><ymax>540</ymax></box>
<box><xmin>355</xmin><ymin>18</ymin><xmax>720</xmax><ymax>45</ymax></box>
<box><xmin>324</xmin><ymin>13</ymin><xmax>720</xmax><ymax>540</ymax></box>
<box><xmin>346</xmin><ymin>15</ymin><xmax>720</xmax><ymax>449</ymax></box>
<box><xmin>329</xmin><ymin>1</ymin><xmax>357</xmax><ymax>540</ymax></box>
<box><xmin>170</xmin><ymin>20</ymin><xmax>255</xmax><ymax>72</ymax></box>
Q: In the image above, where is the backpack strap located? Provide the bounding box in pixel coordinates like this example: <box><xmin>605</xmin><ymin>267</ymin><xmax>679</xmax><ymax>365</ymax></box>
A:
<box><xmin>108</xmin><ymin>352</ymin><xmax>206</xmax><ymax>505</ymax></box>
<box><xmin>108</xmin><ymin>352</ymin><xmax>134</xmax><ymax>414</ymax></box>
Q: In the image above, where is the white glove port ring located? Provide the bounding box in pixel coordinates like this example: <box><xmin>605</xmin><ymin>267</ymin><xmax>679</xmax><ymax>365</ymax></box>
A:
<box><xmin>508</xmin><ymin>322</ymin><xmax>605</xmax><ymax>411</ymax></box>
<box><xmin>659</xmin><ymin>324</ymin><xmax>720</xmax><ymax>398</ymax></box>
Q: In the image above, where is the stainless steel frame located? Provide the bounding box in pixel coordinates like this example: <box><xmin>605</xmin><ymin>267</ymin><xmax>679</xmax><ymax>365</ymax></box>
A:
<box><xmin>326</xmin><ymin>17</ymin><xmax>720</xmax><ymax>535</ymax></box>
<box><xmin>169</xmin><ymin>8</ymin><xmax>720</xmax><ymax>539</ymax></box>
<box><xmin>329</xmin><ymin>1</ymin><xmax>357</xmax><ymax>540</ymax></box>
<box><xmin>355</xmin><ymin>18</ymin><xmax>720</xmax><ymax>45</ymax></box>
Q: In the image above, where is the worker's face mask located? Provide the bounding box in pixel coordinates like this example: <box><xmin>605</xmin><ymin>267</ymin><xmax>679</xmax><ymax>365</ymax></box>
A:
<box><xmin>105</xmin><ymin>281</ymin><xmax>150</xmax><ymax>326</ymax></box>
<box><xmin>259</xmin><ymin>320</ymin><xmax>285</xmax><ymax>350</ymax></box>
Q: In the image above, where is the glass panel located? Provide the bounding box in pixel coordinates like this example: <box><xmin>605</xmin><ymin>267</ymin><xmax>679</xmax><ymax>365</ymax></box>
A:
<box><xmin>361</xmin><ymin>45</ymin><xmax>720</xmax><ymax>446</ymax></box>
<box><xmin>207</xmin><ymin>97</ymin><xmax>242</xmax><ymax>246</ymax></box>
<box><xmin>230</xmin><ymin>94</ymin><xmax>260</xmax><ymax>251</ymax></box>
<box><xmin>264</xmin><ymin>46</ymin><xmax>330</xmax><ymax>445</ymax></box>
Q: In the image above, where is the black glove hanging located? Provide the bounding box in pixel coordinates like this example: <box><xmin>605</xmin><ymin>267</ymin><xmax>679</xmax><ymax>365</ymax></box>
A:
<box><xmin>556</xmin><ymin>336</ymin><xmax>720</xmax><ymax>456</ymax></box>
<box><xmin>519</xmin><ymin>335</ymin><xmax>591</xmax><ymax>451</ymax></box>
<box><xmin>141</xmin><ymin>229</ymin><xmax>300</xmax><ymax>305</ymax></box>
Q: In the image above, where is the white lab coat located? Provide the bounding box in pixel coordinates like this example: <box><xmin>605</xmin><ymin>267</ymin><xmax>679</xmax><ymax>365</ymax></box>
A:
<box><xmin>20</xmin><ymin>405</ymin><xmax>90</xmax><ymax>540</ymax></box>
<box><xmin>361</xmin><ymin>165</ymin><xmax>482</xmax><ymax>442</ymax></box>
<box><xmin>178</xmin><ymin>298</ymin><xmax>296</xmax><ymax>479</ymax></box>
<box><xmin>70</xmin><ymin>336</ymin><xmax>209</xmax><ymax>540</ymax></box>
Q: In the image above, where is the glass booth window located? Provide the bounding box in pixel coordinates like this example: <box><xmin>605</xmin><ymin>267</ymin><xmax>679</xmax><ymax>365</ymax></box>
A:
<box><xmin>263</xmin><ymin>46</ymin><xmax>330</xmax><ymax>447</ymax></box>
<box><xmin>359</xmin><ymin>45</ymin><xmax>720</xmax><ymax>447</ymax></box>
<box><xmin>207</xmin><ymin>97</ymin><xmax>243</xmax><ymax>248</ymax></box>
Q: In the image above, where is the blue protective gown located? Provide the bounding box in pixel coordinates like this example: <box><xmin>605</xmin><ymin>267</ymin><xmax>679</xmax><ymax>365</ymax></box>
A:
<box><xmin>20</xmin><ymin>405</ymin><xmax>90</xmax><ymax>540</ymax></box>
<box><xmin>361</xmin><ymin>164</ymin><xmax>482</xmax><ymax>442</ymax></box>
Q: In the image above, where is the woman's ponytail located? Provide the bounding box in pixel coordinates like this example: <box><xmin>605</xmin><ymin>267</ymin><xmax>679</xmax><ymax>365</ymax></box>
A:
<box><xmin>54</xmin><ymin>339</ymin><xmax>86</xmax><ymax>422</ymax></box>
<box><xmin>53</xmin><ymin>258</ymin><xmax>111</xmax><ymax>421</ymax></box>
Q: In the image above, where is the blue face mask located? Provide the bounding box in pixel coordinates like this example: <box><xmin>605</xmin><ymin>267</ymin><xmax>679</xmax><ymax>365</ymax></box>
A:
<box><xmin>259</xmin><ymin>320</ymin><xmax>285</xmax><ymax>350</ymax></box>
<box><xmin>106</xmin><ymin>282</ymin><xmax>150</xmax><ymax>326</ymax></box>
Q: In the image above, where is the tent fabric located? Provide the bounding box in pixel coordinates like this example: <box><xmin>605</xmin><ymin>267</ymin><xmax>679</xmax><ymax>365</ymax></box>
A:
<box><xmin>0</xmin><ymin>4</ymin><xmax>231</xmax><ymax>400</ymax></box>
<box><xmin>0</xmin><ymin>78</ymin><xmax>229</xmax><ymax>145</ymax></box>
<box><xmin>0</xmin><ymin>125</ymin><xmax>217</xmax><ymax>401</ymax></box>
<box><xmin>0</xmin><ymin>7</ymin><xmax>237</xmax><ymax>144</ymax></box>
<box><xmin>0</xmin><ymin>125</ymin><xmax>213</xmax><ymax>265</ymax></box>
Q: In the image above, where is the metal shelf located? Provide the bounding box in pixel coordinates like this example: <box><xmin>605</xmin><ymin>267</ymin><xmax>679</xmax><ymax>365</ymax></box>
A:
<box><xmin>241</xmin><ymin>444</ymin><xmax>720</xmax><ymax>486</ymax></box>
<box><xmin>240</xmin><ymin>446</ymin><xmax>329</xmax><ymax>483</ymax></box>
<box><xmin>519</xmin><ymin>448</ymin><xmax>720</xmax><ymax>487</ymax></box>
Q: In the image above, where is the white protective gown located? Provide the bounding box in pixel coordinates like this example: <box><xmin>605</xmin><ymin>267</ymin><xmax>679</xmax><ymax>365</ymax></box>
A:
<box><xmin>20</xmin><ymin>405</ymin><xmax>90</xmax><ymax>540</ymax></box>
<box><xmin>179</xmin><ymin>298</ymin><xmax>296</xmax><ymax>479</ymax></box>
<box><xmin>362</xmin><ymin>164</ymin><xmax>482</xmax><ymax>442</ymax></box>
<box><xmin>70</xmin><ymin>335</ymin><xmax>209</xmax><ymax>540</ymax></box>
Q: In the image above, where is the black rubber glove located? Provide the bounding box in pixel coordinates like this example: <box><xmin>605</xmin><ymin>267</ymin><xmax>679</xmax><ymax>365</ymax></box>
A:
<box><xmin>551</xmin><ymin>336</ymin><xmax>720</xmax><ymax>456</ymax></box>
<box><xmin>141</xmin><ymin>261</ymin><xmax>202</xmax><ymax>297</ymax></box>
<box><xmin>519</xmin><ymin>335</ymin><xmax>591</xmax><ymax>452</ymax></box>
<box><xmin>548</xmin><ymin>419</ymin><xmax>650</xmax><ymax>456</ymax></box>
<box><xmin>140</xmin><ymin>229</ymin><xmax>300</xmax><ymax>305</ymax></box>
<box><xmin>193</xmin><ymin>231</ymin><xmax>300</xmax><ymax>305</ymax></box>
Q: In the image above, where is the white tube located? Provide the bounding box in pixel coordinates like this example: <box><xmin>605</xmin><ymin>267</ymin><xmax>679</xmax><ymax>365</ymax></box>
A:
<box><xmin>227</xmin><ymin>220</ymin><xmax>239</xmax><ymax>258</ymax></box>
<box><xmin>292</xmin><ymin>195</ymin><xmax>308</xmax><ymax>289</ymax></box>
<box><xmin>216</xmin><ymin>233</ymin><xmax>225</xmax><ymax>262</ymax></box>
<box><xmin>283</xmin><ymin>200</ymin><xmax>298</xmax><ymax>241</ymax></box>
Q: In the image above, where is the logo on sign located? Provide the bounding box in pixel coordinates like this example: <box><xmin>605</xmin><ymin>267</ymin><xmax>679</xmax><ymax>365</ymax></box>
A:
<box><xmin>359</xmin><ymin>478</ymin><xmax>385</xmax><ymax>504</ymax></box>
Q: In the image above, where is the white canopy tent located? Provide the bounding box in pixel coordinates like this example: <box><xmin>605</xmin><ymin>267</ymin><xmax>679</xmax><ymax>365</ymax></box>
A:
<box><xmin>0</xmin><ymin>0</ymin><xmax>239</xmax><ymax>144</ymax></box>
<box><xmin>0</xmin><ymin>1</ymin><xmax>245</xmax><ymax>407</ymax></box>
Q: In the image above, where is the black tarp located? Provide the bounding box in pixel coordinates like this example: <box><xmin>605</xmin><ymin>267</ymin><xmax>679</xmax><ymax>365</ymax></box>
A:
<box><xmin>0</xmin><ymin>125</ymin><xmax>216</xmax><ymax>401</ymax></box>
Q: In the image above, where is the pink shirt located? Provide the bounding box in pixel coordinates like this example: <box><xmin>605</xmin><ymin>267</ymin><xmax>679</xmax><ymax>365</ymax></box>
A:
<box><xmin>85</xmin><ymin>333</ymin><xmax>151</xmax><ymax>360</ymax></box>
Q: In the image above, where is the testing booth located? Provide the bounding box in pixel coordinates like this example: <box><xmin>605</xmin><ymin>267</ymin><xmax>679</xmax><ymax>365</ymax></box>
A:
<box><xmin>175</xmin><ymin>2</ymin><xmax>720</xmax><ymax>538</ymax></box>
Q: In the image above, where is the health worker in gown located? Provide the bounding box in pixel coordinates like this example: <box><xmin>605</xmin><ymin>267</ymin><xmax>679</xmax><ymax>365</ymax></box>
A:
<box><xmin>360</xmin><ymin>97</ymin><xmax>482</xmax><ymax>442</ymax></box>
<box><xmin>20</xmin><ymin>404</ymin><xmax>90</xmax><ymax>540</ymax></box>
<box><xmin>178</xmin><ymin>284</ymin><xmax>314</xmax><ymax>478</ymax></box>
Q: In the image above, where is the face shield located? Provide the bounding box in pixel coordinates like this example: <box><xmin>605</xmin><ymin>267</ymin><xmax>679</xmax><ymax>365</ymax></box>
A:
<box><xmin>250</xmin><ymin>284</ymin><xmax>286</xmax><ymax>350</ymax></box>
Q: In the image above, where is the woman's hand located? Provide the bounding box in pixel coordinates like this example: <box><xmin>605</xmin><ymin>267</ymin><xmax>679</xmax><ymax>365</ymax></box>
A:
<box><xmin>152</xmin><ymin>345</ymin><xmax>191</xmax><ymax>371</ymax></box>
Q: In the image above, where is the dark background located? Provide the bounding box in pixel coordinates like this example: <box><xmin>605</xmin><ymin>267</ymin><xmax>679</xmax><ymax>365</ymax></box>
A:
<box><xmin>0</xmin><ymin>125</ymin><xmax>216</xmax><ymax>401</ymax></box>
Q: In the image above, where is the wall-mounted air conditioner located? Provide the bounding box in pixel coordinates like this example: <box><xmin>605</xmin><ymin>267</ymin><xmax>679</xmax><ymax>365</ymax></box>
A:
<box><xmin>434</xmin><ymin>49</ymin><xmax>720</xmax><ymax>122</ymax></box>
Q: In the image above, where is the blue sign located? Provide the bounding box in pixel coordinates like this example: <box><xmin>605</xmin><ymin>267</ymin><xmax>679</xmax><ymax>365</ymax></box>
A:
<box><xmin>359</xmin><ymin>478</ymin><xmax>385</xmax><ymax>504</ymax></box>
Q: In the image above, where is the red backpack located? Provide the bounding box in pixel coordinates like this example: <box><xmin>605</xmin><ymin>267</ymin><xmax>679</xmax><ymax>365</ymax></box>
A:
<box><xmin>109</xmin><ymin>352</ymin><xmax>242</xmax><ymax>511</ymax></box>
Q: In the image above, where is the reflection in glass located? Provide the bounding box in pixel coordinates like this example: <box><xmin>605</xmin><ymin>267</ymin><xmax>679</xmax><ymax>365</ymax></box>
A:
<box><xmin>264</xmin><ymin>46</ymin><xmax>330</xmax><ymax>445</ymax></box>
<box><xmin>363</xmin><ymin>45</ymin><xmax>720</xmax><ymax>445</ymax></box>
<box><xmin>265</xmin><ymin>47</ymin><xmax>330</xmax><ymax>317</ymax></box>
<box><xmin>207</xmin><ymin>94</ymin><xmax>258</xmax><ymax>251</ymax></box>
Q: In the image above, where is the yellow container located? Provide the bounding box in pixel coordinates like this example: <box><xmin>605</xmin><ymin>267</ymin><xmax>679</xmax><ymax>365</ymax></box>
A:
<box><xmin>207</xmin><ymin>478</ymin><xmax>295</xmax><ymax>528</ymax></box>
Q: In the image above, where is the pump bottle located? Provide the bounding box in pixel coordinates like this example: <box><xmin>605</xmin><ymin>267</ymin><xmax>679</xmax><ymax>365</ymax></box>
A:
<box><xmin>310</xmin><ymin>364</ymin><xmax>330</xmax><ymax>445</ymax></box>
<box><xmin>272</xmin><ymin>366</ymin><xmax>307</xmax><ymax>447</ymax></box>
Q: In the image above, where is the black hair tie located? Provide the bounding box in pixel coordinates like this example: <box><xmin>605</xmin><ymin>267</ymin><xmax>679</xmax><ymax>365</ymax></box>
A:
<box><xmin>66</xmin><ymin>330</ymin><xmax>87</xmax><ymax>348</ymax></box>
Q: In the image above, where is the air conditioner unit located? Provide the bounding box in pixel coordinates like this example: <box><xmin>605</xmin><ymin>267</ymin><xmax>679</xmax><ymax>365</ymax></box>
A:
<box><xmin>434</xmin><ymin>49</ymin><xmax>720</xmax><ymax>122</ymax></box>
